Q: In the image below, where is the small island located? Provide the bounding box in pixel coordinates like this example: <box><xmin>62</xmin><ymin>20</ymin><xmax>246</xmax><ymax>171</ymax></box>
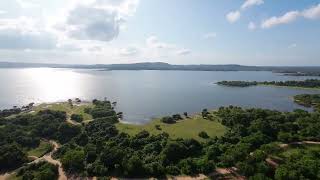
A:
<box><xmin>217</xmin><ymin>79</ymin><xmax>320</xmax><ymax>89</ymax></box>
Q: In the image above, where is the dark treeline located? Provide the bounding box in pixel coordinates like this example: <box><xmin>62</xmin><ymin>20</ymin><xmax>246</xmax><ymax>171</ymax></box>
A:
<box><xmin>217</xmin><ymin>79</ymin><xmax>320</xmax><ymax>88</ymax></box>
<box><xmin>283</xmin><ymin>72</ymin><xmax>320</xmax><ymax>77</ymax></box>
<box><xmin>0</xmin><ymin>103</ymin><xmax>34</xmax><ymax>117</ymax></box>
<box><xmin>217</xmin><ymin>81</ymin><xmax>258</xmax><ymax>87</ymax></box>
<box><xmin>262</xmin><ymin>79</ymin><xmax>320</xmax><ymax>88</ymax></box>
<box><xmin>1</xmin><ymin>100</ymin><xmax>320</xmax><ymax>179</ymax></box>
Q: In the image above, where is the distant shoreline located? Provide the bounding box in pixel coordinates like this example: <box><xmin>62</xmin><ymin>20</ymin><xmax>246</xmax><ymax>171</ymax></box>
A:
<box><xmin>1</xmin><ymin>62</ymin><xmax>320</xmax><ymax>75</ymax></box>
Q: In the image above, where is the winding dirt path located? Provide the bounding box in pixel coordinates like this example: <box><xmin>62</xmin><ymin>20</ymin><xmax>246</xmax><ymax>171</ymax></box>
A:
<box><xmin>0</xmin><ymin>140</ymin><xmax>67</xmax><ymax>180</ymax></box>
<box><xmin>266</xmin><ymin>141</ymin><xmax>320</xmax><ymax>168</ymax></box>
<box><xmin>39</xmin><ymin>140</ymin><xmax>67</xmax><ymax>180</ymax></box>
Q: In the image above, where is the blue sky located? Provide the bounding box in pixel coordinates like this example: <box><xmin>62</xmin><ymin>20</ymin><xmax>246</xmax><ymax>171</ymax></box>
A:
<box><xmin>0</xmin><ymin>0</ymin><xmax>319</xmax><ymax>65</ymax></box>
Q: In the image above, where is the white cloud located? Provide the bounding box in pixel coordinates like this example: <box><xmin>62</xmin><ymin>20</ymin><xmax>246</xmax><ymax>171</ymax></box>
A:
<box><xmin>203</xmin><ymin>32</ymin><xmax>217</xmax><ymax>39</ymax></box>
<box><xmin>144</xmin><ymin>36</ymin><xmax>191</xmax><ymax>58</ymax></box>
<box><xmin>0</xmin><ymin>17</ymin><xmax>57</xmax><ymax>49</ymax></box>
<box><xmin>288</xmin><ymin>43</ymin><xmax>297</xmax><ymax>49</ymax></box>
<box><xmin>146</xmin><ymin>36</ymin><xmax>175</xmax><ymax>49</ymax></box>
<box><xmin>248</xmin><ymin>22</ymin><xmax>256</xmax><ymax>30</ymax></box>
<box><xmin>52</xmin><ymin>0</ymin><xmax>139</xmax><ymax>42</ymax></box>
<box><xmin>0</xmin><ymin>10</ymin><xmax>7</xmax><ymax>14</ymax></box>
<box><xmin>119</xmin><ymin>46</ymin><xmax>139</xmax><ymax>56</ymax></box>
<box><xmin>302</xmin><ymin>3</ymin><xmax>320</xmax><ymax>19</ymax></box>
<box><xmin>176</xmin><ymin>48</ymin><xmax>191</xmax><ymax>56</ymax></box>
<box><xmin>65</xmin><ymin>6</ymin><xmax>120</xmax><ymax>41</ymax></box>
<box><xmin>0</xmin><ymin>16</ymin><xmax>38</xmax><ymax>32</ymax></box>
<box><xmin>226</xmin><ymin>11</ymin><xmax>241</xmax><ymax>23</ymax></box>
<box><xmin>241</xmin><ymin>0</ymin><xmax>264</xmax><ymax>10</ymax></box>
<box><xmin>16</xmin><ymin>0</ymin><xmax>39</xmax><ymax>8</ymax></box>
<box><xmin>226</xmin><ymin>0</ymin><xmax>263</xmax><ymax>24</ymax></box>
<box><xmin>261</xmin><ymin>3</ymin><xmax>320</xmax><ymax>29</ymax></box>
<box><xmin>261</xmin><ymin>11</ymin><xmax>300</xmax><ymax>29</ymax></box>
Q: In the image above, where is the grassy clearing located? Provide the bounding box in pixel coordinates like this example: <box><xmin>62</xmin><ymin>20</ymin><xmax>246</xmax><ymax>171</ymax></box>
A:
<box><xmin>34</xmin><ymin>101</ymin><xmax>93</xmax><ymax>121</ymax></box>
<box><xmin>27</xmin><ymin>140</ymin><xmax>53</xmax><ymax>158</ymax></box>
<box><xmin>281</xmin><ymin>144</ymin><xmax>320</xmax><ymax>158</ymax></box>
<box><xmin>116</xmin><ymin>114</ymin><xmax>227</xmax><ymax>142</ymax></box>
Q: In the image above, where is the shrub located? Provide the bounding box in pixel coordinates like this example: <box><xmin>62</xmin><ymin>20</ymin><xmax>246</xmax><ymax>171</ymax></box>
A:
<box><xmin>71</xmin><ymin>114</ymin><xmax>84</xmax><ymax>122</ymax></box>
<box><xmin>172</xmin><ymin>114</ymin><xmax>183</xmax><ymax>121</ymax></box>
<box><xmin>198</xmin><ymin>131</ymin><xmax>209</xmax><ymax>139</ymax></box>
<box><xmin>161</xmin><ymin>116</ymin><xmax>176</xmax><ymax>124</ymax></box>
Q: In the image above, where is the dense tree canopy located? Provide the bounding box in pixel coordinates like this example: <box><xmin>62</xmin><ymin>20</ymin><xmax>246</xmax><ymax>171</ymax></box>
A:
<box><xmin>1</xmin><ymin>99</ymin><xmax>320</xmax><ymax>179</ymax></box>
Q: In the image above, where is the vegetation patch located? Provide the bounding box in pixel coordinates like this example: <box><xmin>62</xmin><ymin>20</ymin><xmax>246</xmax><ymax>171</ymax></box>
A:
<box><xmin>34</xmin><ymin>101</ymin><xmax>94</xmax><ymax>121</ymax></box>
<box><xmin>27</xmin><ymin>140</ymin><xmax>53</xmax><ymax>158</ymax></box>
<box><xmin>294</xmin><ymin>94</ymin><xmax>320</xmax><ymax>111</ymax></box>
<box><xmin>15</xmin><ymin>161</ymin><xmax>58</xmax><ymax>180</ymax></box>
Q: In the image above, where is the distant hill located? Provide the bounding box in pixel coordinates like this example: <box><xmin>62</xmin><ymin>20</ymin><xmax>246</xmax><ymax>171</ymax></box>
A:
<box><xmin>1</xmin><ymin>61</ymin><xmax>320</xmax><ymax>73</ymax></box>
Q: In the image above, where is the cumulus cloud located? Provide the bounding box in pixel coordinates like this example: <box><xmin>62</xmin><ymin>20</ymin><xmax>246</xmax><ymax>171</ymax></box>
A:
<box><xmin>65</xmin><ymin>6</ymin><xmax>120</xmax><ymax>41</ymax></box>
<box><xmin>226</xmin><ymin>11</ymin><xmax>241</xmax><ymax>23</ymax></box>
<box><xmin>248</xmin><ymin>22</ymin><xmax>256</xmax><ymax>30</ymax></box>
<box><xmin>0</xmin><ymin>17</ymin><xmax>57</xmax><ymax>49</ymax></box>
<box><xmin>203</xmin><ymin>32</ymin><xmax>217</xmax><ymax>39</ymax></box>
<box><xmin>241</xmin><ymin>0</ymin><xmax>264</xmax><ymax>10</ymax></box>
<box><xmin>0</xmin><ymin>0</ymin><xmax>140</xmax><ymax>52</ymax></box>
<box><xmin>261</xmin><ymin>11</ymin><xmax>300</xmax><ymax>29</ymax></box>
<box><xmin>302</xmin><ymin>3</ymin><xmax>320</xmax><ymax>19</ymax></box>
<box><xmin>54</xmin><ymin>0</ymin><xmax>139</xmax><ymax>42</ymax></box>
<box><xmin>261</xmin><ymin>3</ymin><xmax>320</xmax><ymax>29</ymax></box>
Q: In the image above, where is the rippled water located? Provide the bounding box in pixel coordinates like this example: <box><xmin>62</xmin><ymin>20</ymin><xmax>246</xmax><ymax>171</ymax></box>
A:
<box><xmin>0</xmin><ymin>68</ymin><xmax>319</xmax><ymax>124</ymax></box>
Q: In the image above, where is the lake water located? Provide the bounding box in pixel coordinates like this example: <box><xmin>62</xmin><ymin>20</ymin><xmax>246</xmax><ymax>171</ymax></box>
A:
<box><xmin>0</xmin><ymin>68</ymin><xmax>320</xmax><ymax>124</ymax></box>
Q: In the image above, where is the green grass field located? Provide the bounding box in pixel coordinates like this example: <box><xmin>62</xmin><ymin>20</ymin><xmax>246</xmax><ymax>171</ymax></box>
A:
<box><xmin>116</xmin><ymin>114</ymin><xmax>227</xmax><ymax>142</ymax></box>
<box><xmin>34</xmin><ymin>101</ymin><xmax>93</xmax><ymax>121</ymax></box>
<box><xmin>27</xmin><ymin>140</ymin><xmax>53</xmax><ymax>157</ymax></box>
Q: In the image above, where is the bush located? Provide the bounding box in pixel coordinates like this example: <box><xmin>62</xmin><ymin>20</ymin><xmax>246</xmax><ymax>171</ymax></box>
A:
<box><xmin>155</xmin><ymin>125</ymin><xmax>162</xmax><ymax>130</ymax></box>
<box><xmin>71</xmin><ymin>114</ymin><xmax>84</xmax><ymax>122</ymax></box>
<box><xmin>61</xmin><ymin>149</ymin><xmax>85</xmax><ymax>172</ymax></box>
<box><xmin>198</xmin><ymin>131</ymin><xmax>209</xmax><ymax>139</ymax></box>
<box><xmin>161</xmin><ymin>116</ymin><xmax>176</xmax><ymax>124</ymax></box>
<box><xmin>172</xmin><ymin>114</ymin><xmax>183</xmax><ymax>121</ymax></box>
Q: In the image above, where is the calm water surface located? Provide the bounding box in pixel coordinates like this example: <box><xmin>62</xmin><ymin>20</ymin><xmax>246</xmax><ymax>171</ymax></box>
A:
<box><xmin>0</xmin><ymin>68</ymin><xmax>320</xmax><ymax>124</ymax></box>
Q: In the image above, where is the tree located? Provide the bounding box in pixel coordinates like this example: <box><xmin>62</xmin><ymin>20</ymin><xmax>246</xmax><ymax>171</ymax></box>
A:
<box><xmin>198</xmin><ymin>131</ymin><xmax>209</xmax><ymax>139</ymax></box>
<box><xmin>71</xmin><ymin>114</ymin><xmax>84</xmax><ymax>122</ymax></box>
<box><xmin>0</xmin><ymin>144</ymin><xmax>27</xmax><ymax>170</ymax></box>
<box><xmin>172</xmin><ymin>114</ymin><xmax>183</xmax><ymax>121</ymax></box>
<box><xmin>58</xmin><ymin>123</ymin><xmax>81</xmax><ymax>143</ymax></box>
<box><xmin>161</xmin><ymin>116</ymin><xmax>176</xmax><ymax>124</ymax></box>
<box><xmin>125</xmin><ymin>155</ymin><xmax>145</xmax><ymax>177</ymax></box>
<box><xmin>202</xmin><ymin>109</ymin><xmax>209</xmax><ymax>119</ymax></box>
<box><xmin>161</xmin><ymin>142</ymin><xmax>188</xmax><ymax>164</ymax></box>
<box><xmin>61</xmin><ymin>149</ymin><xmax>85</xmax><ymax>172</ymax></box>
